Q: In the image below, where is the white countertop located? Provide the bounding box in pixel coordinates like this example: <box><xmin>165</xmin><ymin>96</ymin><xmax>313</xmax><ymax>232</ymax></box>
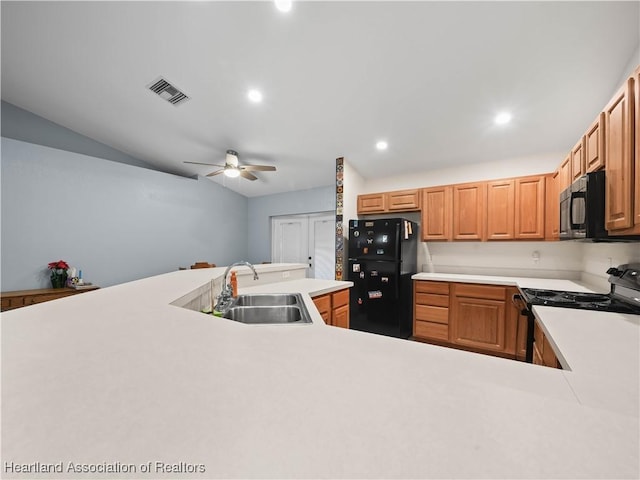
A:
<box><xmin>412</xmin><ymin>271</ymin><xmax>600</xmax><ymax>292</ymax></box>
<box><xmin>1</xmin><ymin>268</ymin><xmax>638</xmax><ymax>478</ymax></box>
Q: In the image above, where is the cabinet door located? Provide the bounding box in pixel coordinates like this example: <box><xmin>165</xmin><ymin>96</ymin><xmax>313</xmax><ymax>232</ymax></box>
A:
<box><xmin>558</xmin><ymin>155</ymin><xmax>571</xmax><ymax>193</ymax></box>
<box><xmin>634</xmin><ymin>67</ymin><xmax>640</xmax><ymax>229</ymax></box>
<box><xmin>387</xmin><ymin>189</ymin><xmax>421</xmax><ymax>212</ymax></box>
<box><xmin>605</xmin><ymin>78</ymin><xmax>634</xmax><ymax>231</ymax></box>
<box><xmin>571</xmin><ymin>137</ymin><xmax>585</xmax><ymax>181</ymax></box>
<box><xmin>421</xmin><ymin>186</ymin><xmax>452</xmax><ymax>241</ymax></box>
<box><xmin>545</xmin><ymin>171</ymin><xmax>559</xmax><ymax>240</ymax></box>
<box><xmin>585</xmin><ymin>113</ymin><xmax>606</xmax><ymax>172</ymax></box>
<box><xmin>514</xmin><ymin>176</ymin><xmax>545</xmax><ymax>239</ymax></box>
<box><xmin>486</xmin><ymin>179</ymin><xmax>515</xmax><ymax>240</ymax></box>
<box><xmin>613</xmin><ymin>68</ymin><xmax>640</xmax><ymax>235</ymax></box>
<box><xmin>452</xmin><ymin>182</ymin><xmax>485</xmax><ymax>240</ymax></box>
<box><xmin>332</xmin><ymin>304</ymin><xmax>349</xmax><ymax>329</ymax></box>
<box><xmin>357</xmin><ymin>193</ymin><xmax>386</xmax><ymax>214</ymax></box>
<box><xmin>312</xmin><ymin>294</ymin><xmax>332</xmax><ymax>325</ymax></box>
<box><xmin>450</xmin><ymin>293</ymin><xmax>507</xmax><ymax>353</ymax></box>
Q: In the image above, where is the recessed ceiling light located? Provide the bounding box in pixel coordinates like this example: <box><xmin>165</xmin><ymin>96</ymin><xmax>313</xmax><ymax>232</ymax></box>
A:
<box><xmin>247</xmin><ymin>89</ymin><xmax>263</xmax><ymax>103</ymax></box>
<box><xmin>376</xmin><ymin>141</ymin><xmax>388</xmax><ymax>151</ymax></box>
<box><xmin>494</xmin><ymin>112</ymin><xmax>512</xmax><ymax>125</ymax></box>
<box><xmin>275</xmin><ymin>0</ymin><xmax>292</xmax><ymax>13</ymax></box>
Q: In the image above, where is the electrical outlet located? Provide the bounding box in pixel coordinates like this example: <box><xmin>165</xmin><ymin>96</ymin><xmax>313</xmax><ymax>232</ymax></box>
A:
<box><xmin>532</xmin><ymin>250</ymin><xmax>540</xmax><ymax>264</ymax></box>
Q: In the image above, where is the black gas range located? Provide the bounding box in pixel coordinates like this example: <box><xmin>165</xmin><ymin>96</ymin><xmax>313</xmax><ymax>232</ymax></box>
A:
<box><xmin>520</xmin><ymin>288</ymin><xmax>640</xmax><ymax>314</ymax></box>
<box><xmin>514</xmin><ymin>263</ymin><xmax>640</xmax><ymax>363</ymax></box>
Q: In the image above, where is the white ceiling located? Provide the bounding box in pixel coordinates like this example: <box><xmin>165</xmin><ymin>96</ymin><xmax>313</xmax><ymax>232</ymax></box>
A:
<box><xmin>2</xmin><ymin>1</ymin><xmax>639</xmax><ymax>197</ymax></box>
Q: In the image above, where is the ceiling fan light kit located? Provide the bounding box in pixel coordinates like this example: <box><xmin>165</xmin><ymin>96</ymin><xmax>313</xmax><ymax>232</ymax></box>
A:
<box><xmin>184</xmin><ymin>149</ymin><xmax>276</xmax><ymax>182</ymax></box>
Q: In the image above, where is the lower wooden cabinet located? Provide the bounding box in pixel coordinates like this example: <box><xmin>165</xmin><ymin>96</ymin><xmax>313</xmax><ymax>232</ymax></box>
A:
<box><xmin>450</xmin><ymin>283</ymin><xmax>508</xmax><ymax>353</ymax></box>
<box><xmin>413</xmin><ymin>281</ymin><xmax>526</xmax><ymax>360</ymax></box>
<box><xmin>312</xmin><ymin>288</ymin><xmax>350</xmax><ymax>329</ymax></box>
<box><xmin>533</xmin><ymin>320</ymin><xmax>562</xmax><ymax>369</ymax></box>
<box><xmin>1</xmin><ymin>286</ymin><xmax>99</xmax><ymax>311</ymax></box>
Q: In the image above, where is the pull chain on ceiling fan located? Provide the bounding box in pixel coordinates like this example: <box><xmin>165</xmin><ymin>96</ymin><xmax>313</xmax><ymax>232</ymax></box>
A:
<box><xmin>184</xmin><ymin>150</ymin><xmax>276</xmax><ymax>181</ymax></box>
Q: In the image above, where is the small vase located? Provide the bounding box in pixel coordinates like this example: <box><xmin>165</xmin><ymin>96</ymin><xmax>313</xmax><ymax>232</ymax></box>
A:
<box><xmin>50</xmin><ymin>272</ymin><xmax>68</xmax><ymax>289</ymax></box>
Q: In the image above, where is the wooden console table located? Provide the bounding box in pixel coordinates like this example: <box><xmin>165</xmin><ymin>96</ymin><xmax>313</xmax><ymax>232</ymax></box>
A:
<box><xmin>1</xmin><ymin>286</ymin><xmax>100</xmax><ymax>312</ymax></box>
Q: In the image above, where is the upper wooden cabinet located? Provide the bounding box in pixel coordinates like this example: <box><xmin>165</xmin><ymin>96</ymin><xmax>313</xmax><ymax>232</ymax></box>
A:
<box><xmin>388</xmin><ymin>188</ymin><xmax>421</xmax><ymax>211</ymax></box>
<box><xmin>604</xmin><ymin>77</ymin><xmax>635</xmax><ymax>233</ymax></box>
<box><xmin>585</xmin><ymin>113</ymin><xmax>606</xmax><ymax>173</ymax></box>
<box><xmin>421</xmin><ymin>186</ymin><xmax>452</xmax><ymax>241</ymax></box>
<box><xmin>452</xmin><ymin>182</ymin><xmax>485</xmax><ymax>241</ymax></box>
<box><xmin>608</xmin><ymin>66</ymin><xmax>640</xmax><ymax>235</ymax></box>
<box><xmin>514</xmin><ymin>175</ymin><xmax>546</xmax><ymax>239</ymax></box>
<box><xmin>486</xmin><ymin>179</ymin><xmax>515</xmax><ymax>240</ymax></box>
<box><xmin>357</xmin><ymin>189</ymin><xmax>420</xmax><ymax>215</ymax></box>
<box><xmin>571</xmin><ymin>137</ymin><xmax>585</xmax><ymax>181</ymax></box>
<box><xmin>558</xmin><ymin>155</ymin><xmax>572</xmax><ymax>193</ymax></box>
<box><xmin>357</xmin><ymin>193</ymin><xmax>386</xmax><ymax>214</ymax></box>
<box><xmin>634</xmin><ymin>67</ymin><xmax>640</xmax><ymax>230</ymax></box>
<box><xmin>545</xmin><ymin>171</ymin><xmax>560</xmax><ymax>240</ymax></box>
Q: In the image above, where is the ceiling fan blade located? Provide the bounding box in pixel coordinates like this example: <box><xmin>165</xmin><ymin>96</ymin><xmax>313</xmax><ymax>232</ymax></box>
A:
<box><xmin>241</xmin><ymin>164</ymin><xmax>276</xmax><ymax>172</ymax></box>
<box><xmin>206</xmin><ymin>169</ymin><xmax>225</xmax><ymax>177</ymax></box>
<box><xmin>184</xmin><ymin>161</ymin><xmax>225</xmax><ymax>167</ymax></box>
<box><xmin>239</xmin><ymin>170</ymin><xmax>258</xmax><ymax>181</ymax></box>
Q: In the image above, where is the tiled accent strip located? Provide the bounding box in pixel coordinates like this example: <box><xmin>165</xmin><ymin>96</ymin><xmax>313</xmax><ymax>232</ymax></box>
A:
<box><xmin>335</xmin><ymin>157</ymin><xmax>344</xmax><ymax>280</ymax></box>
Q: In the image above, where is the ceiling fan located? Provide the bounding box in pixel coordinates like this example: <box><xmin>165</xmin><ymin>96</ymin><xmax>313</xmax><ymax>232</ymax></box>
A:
<box><xmin>184</xmin><ymin>150</ymin><xmax>276</xmax><ymax>181</ymax></box>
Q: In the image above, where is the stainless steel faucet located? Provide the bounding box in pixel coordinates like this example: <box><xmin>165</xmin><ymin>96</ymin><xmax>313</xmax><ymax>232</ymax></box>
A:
<box><xmin>214</xmin><ymin>261</ymin><xmax>259</xmax><ymax>312</ymax></box>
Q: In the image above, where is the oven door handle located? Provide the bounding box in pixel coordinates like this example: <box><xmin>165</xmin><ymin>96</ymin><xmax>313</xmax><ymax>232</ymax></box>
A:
<box><xmin>569</xmin><ymin>191</ymin><xmax>586</xmax><ymax>229</ymax></box>
<box><xmin>512</xmin><ymin>293</ymin><xmax>535</xmax><ymax>364</ymax></box>
<box><xmin>512</xmin><ymin>293</ymin><xmax>528</xmax><ymax>315</ymax></box>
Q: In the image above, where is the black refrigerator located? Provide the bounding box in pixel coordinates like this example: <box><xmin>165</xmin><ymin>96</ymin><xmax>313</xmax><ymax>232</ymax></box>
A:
<box><xmin>348</xmin><ymin>218</ymin><xmax>418</xmax><ymax>339</ymax></box>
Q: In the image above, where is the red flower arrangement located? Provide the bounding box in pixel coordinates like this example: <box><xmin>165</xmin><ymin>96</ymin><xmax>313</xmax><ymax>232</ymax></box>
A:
<box><xmin>48</xmin><ymin>260</ymin><xmax>70</xmax><ymax>271</ymax></box>
<box><xmin>48</xmin><ymin>260</ymin><xmax>69</xmax><ymax>288</ymax></box>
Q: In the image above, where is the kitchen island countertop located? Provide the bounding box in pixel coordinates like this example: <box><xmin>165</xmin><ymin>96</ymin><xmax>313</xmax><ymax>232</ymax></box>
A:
<box><xmin>1</xmin><ymin>267</ymin><xmax>638</xmax><ymax>479</ymax></box>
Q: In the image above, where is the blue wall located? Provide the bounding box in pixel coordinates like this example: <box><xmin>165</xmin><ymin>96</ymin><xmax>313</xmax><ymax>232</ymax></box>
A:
<box><xmin>247</xmin><ymin>186</ymin><xmax>335</xmax><ymax>265</ymax></box>
<box><xmin>1</xmin><ymin>138</ymin><xmax>248</xmax><ymax>290</ymax></box>
<box><xmin>1</xmin><ymin>101</ymin><xmax>157</xmax><ymax>170</ymax></box>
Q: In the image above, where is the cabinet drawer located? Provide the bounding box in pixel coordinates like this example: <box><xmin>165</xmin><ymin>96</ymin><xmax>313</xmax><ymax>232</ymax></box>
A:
<box><xmin>454</xmin><ymin>283</ymin><xmax>506</xmax><ymax>301</ymax></box>
<box><xmin>415</xmin><ymin>292</ymin><xmax>449</xmax><ymax>307</ymax></box>
<box><xmin>414</xmin><ymin>321</ymin><xmax>449</xmax><ymax>341</ymax></box>
<box><xmin>415</xmin><ymin>305</ymin><xmax>448</xmax><ymax>324</ymax></box>
<box><xmin>312</xmin><ymin>294</ymin><xmax>331</xmax><ymax>314</ymax></box>
<box><xmin>332</xmin><ymin>288</ymin><xmax>349</xmax><ymax>308</ymax></box>
<box><xmin>1</xmin><ymin>296</ymin><xmax>25</xmax><ymax>310</ymax></box>
<box><xmin>415</xmin><ymin>281</ymin><xmax>450</xmax><ymax>295</ymax></box>
<box><xmin>24</xmin><ymin>292</ymin><xmax>75</xmax><ymax>305</ymax></box>
<box><xmin>388</xmin><ymin>189</ymin><xmax>421</xmax><ymax>211</ymax></box>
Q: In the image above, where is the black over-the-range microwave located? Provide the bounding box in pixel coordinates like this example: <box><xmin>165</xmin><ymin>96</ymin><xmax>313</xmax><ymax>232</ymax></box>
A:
<box><xmin>559</xmin><ymin>170</ymin><xmax>639</xmax><ymax>241</ymax></box>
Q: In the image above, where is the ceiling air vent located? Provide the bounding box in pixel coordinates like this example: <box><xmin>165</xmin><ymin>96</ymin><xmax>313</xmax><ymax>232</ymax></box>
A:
<box><xmin>147</xmin><ymin>77</ymin><xmax>190</xmax><ymax>106</ymax></box>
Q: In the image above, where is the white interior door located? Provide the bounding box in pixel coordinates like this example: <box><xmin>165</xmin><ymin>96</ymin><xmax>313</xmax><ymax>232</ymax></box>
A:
<box><xmin>271</xmin><ymin>212</ymin><xmax>334</xmax><ymax>279</ymax></box>
<box><xmin>272</xmin><ymin>217</ymin><xmax>308</xmax><ymax>264</ymax></box>
<box><xmin>309</xmin><ymin>214</ymin><xmax>334</xmax><ymax>280</ymax></box>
